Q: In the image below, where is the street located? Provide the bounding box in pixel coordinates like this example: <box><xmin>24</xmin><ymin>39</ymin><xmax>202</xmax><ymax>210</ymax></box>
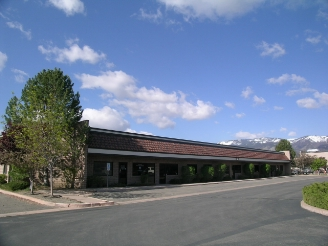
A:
<box><xmin>0</xmin><ymin>176</ymin><xmax>327</xmax><ymax>245</ymax></box>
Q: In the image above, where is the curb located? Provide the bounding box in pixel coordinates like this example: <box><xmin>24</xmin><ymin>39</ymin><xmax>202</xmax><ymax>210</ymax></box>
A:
<box><xmin>0</xmin><ymin>189</ymin><xmax>114</xmax><ymax>208</ymax></box>
<box><xmin>301</xmin><ymin>200</ymin><xmax>328</xmax><ymax>217</ymax></box>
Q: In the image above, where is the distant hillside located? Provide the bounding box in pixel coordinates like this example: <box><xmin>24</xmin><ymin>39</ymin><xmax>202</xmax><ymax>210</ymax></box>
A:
<box><xmin>219</xmin><ymin>136</ymin><xmax>328</xmax><ymax>155</ymax></box>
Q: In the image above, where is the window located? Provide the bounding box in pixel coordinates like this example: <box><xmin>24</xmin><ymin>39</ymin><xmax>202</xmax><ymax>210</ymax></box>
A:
<box><xmin>93</xmin><ymin>162</ymin><xmax>113</xmax><ymax>176</ymax></box>
<box><xmin>132</xmin><ymin>163</ymin><xmax>155</xmax><ymax>176</ymax></box>
<box><xmin>160</xmin><ymin>164</ymin><xmax>179</xmax><ymax>175</ymax></box>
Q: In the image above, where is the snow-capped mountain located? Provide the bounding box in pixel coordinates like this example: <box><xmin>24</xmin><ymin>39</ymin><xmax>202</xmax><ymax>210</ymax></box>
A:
<box><xmin>219</xmin><ymin>136</ymin><xmax>328</xmax><ymax>154</ymax></box>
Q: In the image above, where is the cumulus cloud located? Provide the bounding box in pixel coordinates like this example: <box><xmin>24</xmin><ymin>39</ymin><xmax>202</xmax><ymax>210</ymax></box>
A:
<box><xmin>297</xmin><ymin>91</ymin><xmax>328</xmax><ymax>109</ymax></box>
<box><xmin>0</xmin><ymin>51</ymin><xmax>8</xmax><ymax>71</ymax></box>
<box><xmin>38</xmin><ymin>39</ymin><xmax>106</xmax><ymax>64</ymax></box>
<box><xmin>241</xmin><ymin>86</ymin><xmax>253</xmax><ymax>99</ymax></box>
<box><xmin>235</xmin><ymin>113</ymin><xmax>245</xmax><ymax>118</ymax></box>
<box><xmin>274</xmin><ymin>106</ymin><xmax>284</xmax><ymax>110</ymax></box>
<box><xmin>82</xmin><ymin>106</ymin><xmax>130</xmax><ymax>130</ymax></box>
<box><xmin>6</xmin><ymin>21</ymin><xmax>31</xmax><ymax>40</ymax></box>
<box><xmin>158</xmin><ymin>0</ymin><xmax>265</xmax><ymax>21</ymax></box>
<box><xmin>267</xmin><ymin>73</ymin><xmax>307</xmax><ymax>85</ymax></box>
<box><xmin>48</xmin><ymin>0</ymin><xmax>85</xmax><ymax>16</ymax></box>
<box><xmin>12</xmin><ymin>69</ymin><xmax>28</xmax><ymax>83</ymax></box>
<box><xmin>235</xmin><ymin>131</ymin><xmax>266</xmax><ymax>139</ymax></box>
<box><xmin>77</xmin><ymin>70</ymin><xmax>218</xmax><ymax>129</ymax></box>
<box><xmin>280</xmin><ymin>127</ymin><xmax>287</xmax><ymax>132</ymax></box>
<box><xmin>225</xmin><ymin>101</ymin><xmax>235</xmax><ymax>109</ymax></box>
<box><xmin>253</xmin><ymin>95</ymin><xmax>265</xmax><ymax>105</ymax></box>
<box><xmin>257</xmin><ymin>41</ymin><xmax>285</xmax><ymax>58</ymax></box>
<box><xmin>288</xmin><ymin>131</ymin><xmax>297</xmax><ymax>137</ymax></box>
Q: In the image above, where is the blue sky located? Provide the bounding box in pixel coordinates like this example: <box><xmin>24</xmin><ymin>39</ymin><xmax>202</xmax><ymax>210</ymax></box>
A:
<box><xmin>1</xmin><ymin>0</ymin><xmax>327</xmax><ymax>143</ymax></box>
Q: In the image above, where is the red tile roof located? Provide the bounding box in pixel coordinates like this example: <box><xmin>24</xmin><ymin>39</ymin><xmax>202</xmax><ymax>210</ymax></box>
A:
<box><xmin>88</xmin><ymin>129</ymin><xmax>289</xmax><ymax>161</ymax></box>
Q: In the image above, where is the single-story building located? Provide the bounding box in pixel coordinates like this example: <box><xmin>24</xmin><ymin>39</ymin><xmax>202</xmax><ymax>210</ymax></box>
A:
<box><xmin>84</xmin><ymin>127</ymin><xmax>291</xmax><ymax>188</ymax></box>
<box><xmin>0</xmin><ymin>124</ymin><xmax>291</xmax><ymax>188</ymax></box>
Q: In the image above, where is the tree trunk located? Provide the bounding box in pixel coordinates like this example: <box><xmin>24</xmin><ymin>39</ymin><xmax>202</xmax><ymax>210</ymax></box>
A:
<box><xmin>49</xmin><ymin>165</ymin><xmax>53</xmax><ymax>197</ymax></box>
<box><xmin>29</xmin><ymin>178</ymin><xmax>34</xmax><ymax>195</ymax></box>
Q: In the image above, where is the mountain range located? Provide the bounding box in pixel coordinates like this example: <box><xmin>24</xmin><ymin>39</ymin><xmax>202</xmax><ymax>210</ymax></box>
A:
<box><xmin>219</xmin><ymin>136</ymin><xmax>328</xmax><ymax>155</ymax></box>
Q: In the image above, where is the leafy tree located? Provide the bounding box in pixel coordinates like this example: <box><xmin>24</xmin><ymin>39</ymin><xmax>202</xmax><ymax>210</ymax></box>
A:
<box><xmin>19</xmin><ymin>68</ymin><xmax>83</xmax><ymax>196</ymax></box>
<box><xmin>214</xmin><ymin>163</ymin><xmax>227</xmax><ymax>181</ymax></box>
<box><xmin>294</xmin><ymin>154</ymin><xmax>316</xmax><ymax>169</ymax></box>
<box><xmin>311</xmin><ymin>158</ymin><xmax>327</xmax><ymax>172</ymax></box>
<box><xmin>275</xmin><ymin>139</ymin><xmax>296</xmax><ymax>160</ymax></box>
<box><xmin>60</xmin><ymin>121</ymin><xmax>89</xmax><ymax>188</ymax></box>
<box><xmin>3</xmin><ymin>95</ymin><xmax>23</xmax><ymax>124</ymax></box>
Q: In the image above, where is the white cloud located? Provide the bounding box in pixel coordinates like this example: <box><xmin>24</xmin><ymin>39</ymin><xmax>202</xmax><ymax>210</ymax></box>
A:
<box><xmin>77</xmin><ymin>70</ymin><xmax>219</xmax><ymax>129</ymax></box>
<box><xmin>235</xmin><ymin>131</ymin><xmax>266</xmax><ymax>139</ymax></box>
<box><xmin>257</xmin><ymin>41</ymin><xmax>285</xmax><ymax>58</ymax></box>
<box><xmin>48</xmin><ymin>0</ymin><xmax>85</xmax><ymax>16</ymax></box>
<box><xmin>280</xmin><ymin>127</ymin><xmax>287</xmax><ymax>132</ymax></box>
<box><xmin>241</xmin><ymin>86</ymin><xmax>253</xmax><ymax>99</ymax></box>
<box><xmin>297</xmin><ymin>91</ymin><xmax>328</xmax><ymax>109</ymax></box>
<box><xmin>6</xmin><ymin>21</ymin><xmax>31</xmax><ymax>40</ymax></box>
<box><xmin>125</xmin><ymin>129</ymin><xmax>153</xmax><ymax>135</ymax></box>
<box><xmin>139</xmin><ymin>8</ymin><xmax>163</xmax><ymax>22</ymax></box>
<box><xmin>12</xmin><ymin>69</ymin><xmax>28</xmax><ymax>83</ymax></box>
<box><xmin>306</xmin><ymin>35</ymin><xmax>321</xmax><ymax>44</ymax></box>
<box><xmin>253</xmin><ymin>95</ymin><xmax>265</xmax><ymax>105</ymax></box>
<box><xmin>225</xmin><ymin>101</ymin><xmax>235</xmax><ymax>109</ymax></box>
<box><xmin>235</xmin><ymin>113</ymin><xmax>245</xmax><ymax>118</ymax></box>
<box><xmin>288</xmin><ymin>131</ymin><xmax>297</xmax><ymax>137</ymax></box>
<box><xmin>267</xmin><ymin>73</ymin><xmax>307</xmax><ymax>85</ymax></box>
<box><xmin>82</xmin><ymin>106</ymin><xmax>130</xmax><ymax>130</ymax></box>
<box><xmin>296</xmin><ymin>97</ymin><xmax>319</xmax><ymax>108</ymax></box>
<box><xmin>158</xmin><ymin>0</ymin><xmax>265</xmax><ymax>21</ymax></box>
<box><xmin>317</xmin><ymin>10</ymin><xmax>328</xmax><ymax>20</ymax></box>
<box><xmin>38</xmin><ymin>40</ymin><xmax>106</xmax><ymax>64</ymax></box>
<box><xmin>274</xmin><ymin>106</ymin><xmax>284</xmax><ymax>110</ymax></box>
<box><xmin>285</xmin><ymin>87</ymin><xmax>316</xmax><ymax>96</ymax></box>
<box><xmin>0</xmin><ymin>51</ymin><xmax>8</xmax><ymax>71</ymax></box>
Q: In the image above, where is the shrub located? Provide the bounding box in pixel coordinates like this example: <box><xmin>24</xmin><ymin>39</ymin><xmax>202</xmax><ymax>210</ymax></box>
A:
<box><xmin>0</xmin><ymin>174</ymin><xmax>7</xmax><ymax>184</ymax></box>
<box><xmin>303</xmin><ymin>182</ymin><xmax>328</xmax><ymax>210</ymax></box>
<box><xmin>201</xmin><ymin>165</ymin><xmax>214</xmax><ymax>182</ymax></box>
<box><xmin>87</xmin><ymin>176</ymin><xmax>106</xmax><ymax>188</ymax></box>
<box><xmin>243</xmin><ymin>164</ymin><xmax>250</xmax><ymax>178</ymax></box>
<box><xmin>214</xmin><ymin>164</ymin><xmax>227</xmax><ymax>181</ymax></box>
<box><xmin>260</xmin><ymin>164</ymin><xmax>271</xmax><ymax>177</ymax></box>
<box><xmin>140</xmin><ymin>173</ymin><xmax>149</xmax><ymax>184</ymax></box>
<box><xmin>181</xmin><ymin>166</ymin><xmax>195</xmax><ymax>183</ymax></box>
<box><xmin>169</xmin><ymin>179</ymin><xmax>182</xmax><ymax>184</ymax></box>
<box><xmin>7</xmin><ymin>180</ymin><xmax>29</xmax><ymax>191</ymax></box>
<box><xmin>249</xmin><ymin>163</ymin><xmax>255</xmax><ymax>178</ymax></box>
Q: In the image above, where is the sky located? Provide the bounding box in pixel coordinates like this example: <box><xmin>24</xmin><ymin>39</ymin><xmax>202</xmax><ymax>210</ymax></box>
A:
<box><xmin>1</xmin><ymin>0</ymin><xmax>328</xmax><ymax>143</ymax></box>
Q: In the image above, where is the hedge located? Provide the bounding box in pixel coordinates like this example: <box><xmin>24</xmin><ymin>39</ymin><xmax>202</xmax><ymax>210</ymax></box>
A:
<box><xmin>303</xmin><ymin>182</ymin><xmax>328</xmax><ymax>210</ymax></box>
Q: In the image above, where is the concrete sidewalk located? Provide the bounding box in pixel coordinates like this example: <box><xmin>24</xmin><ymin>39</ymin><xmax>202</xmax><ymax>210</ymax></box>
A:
<box><xmin>0</xmin><ymin>188</ymin><xmax>114</xmax><ymax>209</ymax></box>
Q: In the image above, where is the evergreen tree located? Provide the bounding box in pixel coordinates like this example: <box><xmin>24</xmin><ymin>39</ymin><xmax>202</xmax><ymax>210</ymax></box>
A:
<box><xmin>275</xmin><ymin>139</ymin><xmax>296</xmax><ymax>160</ymax></box>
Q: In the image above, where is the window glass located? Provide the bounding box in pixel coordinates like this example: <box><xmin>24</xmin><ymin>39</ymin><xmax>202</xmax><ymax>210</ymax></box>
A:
<box><xmin>93</xmin><ymin>162</ymin><xmax>113</xmax><ymax>176</ymax></box>
<box><xmin>133</xmin><ymin>163</ymin><xmax>155</xmax><ymax>176</ymax></box>
<box><xmin>160</xmin><ymin>164</ymin><xmax>179</xmax><ymax>175</ymax></box>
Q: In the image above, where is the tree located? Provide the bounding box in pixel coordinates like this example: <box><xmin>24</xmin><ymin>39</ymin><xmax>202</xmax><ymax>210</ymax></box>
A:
<box><xmin>3</xmin><ymin>95</ymin><xmax>23</xmax><ymax>124</ymax></box>
<box><xmin>311</xmin><ymin>158</ymin><xmax>327</xmax><ymax>172</ymax></box>
<box><xmin>0</xmin><ymin>123</ymin><xmax>42</xmax><ymax>194</ymax></box>
<box><xmin>275</xmin><ymin>139</ymin><xmax>296</xmax><ymax>160</ymax></box>
<box><xmin>294</xmin><ymin>154</ymin><xmax>315</xmax><ymax>169</ymax></box>
<box><xmin>19</xmin><ymin>68</ymin><xmax>83</xmax><ymax>196</ymax></box>
<box><xmin>60</xmin><ymin>121</ymin><xmax>89</xmax><ymax>188</ymax></box>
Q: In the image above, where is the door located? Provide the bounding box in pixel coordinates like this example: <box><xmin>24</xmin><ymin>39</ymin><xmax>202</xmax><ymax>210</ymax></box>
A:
<box><xmin>118</xmin><ymin>162</ymin><xmax>127</xmax><ymax>185</ymax></box>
